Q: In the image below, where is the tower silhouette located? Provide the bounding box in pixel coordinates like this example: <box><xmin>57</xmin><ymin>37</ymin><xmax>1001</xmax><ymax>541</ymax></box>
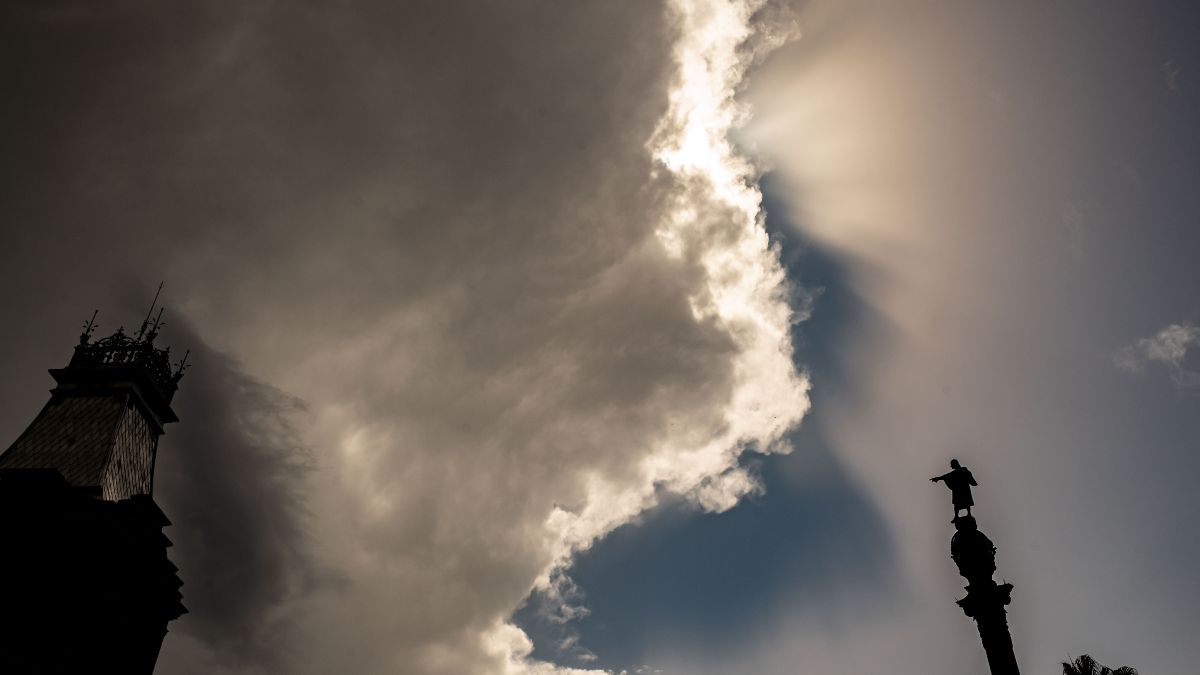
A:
<box><xmin>932</xmin><ymin>460</ymin><xmax>1021</xmax><ymax>675</ymax></box>
<box><xmin>0</xmin><ymin>304</ymin><xmax>187</xmax><ymax>673</ymax></box>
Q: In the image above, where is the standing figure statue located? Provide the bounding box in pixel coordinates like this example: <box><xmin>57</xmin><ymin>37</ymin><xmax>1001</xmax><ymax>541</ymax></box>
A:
<box><xmin>931</xmin><ymin>459</ymin><xmax>977</xmax><ymax>521</ymax></box>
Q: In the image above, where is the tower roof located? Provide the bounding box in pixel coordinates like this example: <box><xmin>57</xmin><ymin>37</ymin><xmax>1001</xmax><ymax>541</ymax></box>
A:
<box><xmin>49</xmin><ymin>298</ymin><xmax>190</xmax><ymax>429</ymax></box>
<box><xmin>0</xmin><ymin>302</ymin><xmax>188</xmax><ymax>497</ymax></box>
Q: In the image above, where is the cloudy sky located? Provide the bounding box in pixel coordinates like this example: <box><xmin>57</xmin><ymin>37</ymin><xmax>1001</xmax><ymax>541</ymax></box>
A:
<box><xmin>2</xmin><ymin>1</ymin><xmax>1198</xmax><ymax>673</ymax></box>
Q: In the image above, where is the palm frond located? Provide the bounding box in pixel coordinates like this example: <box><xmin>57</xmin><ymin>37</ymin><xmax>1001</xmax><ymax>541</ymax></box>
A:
<box><xmin>1062</xmin><ymin>654</ymin><xmax>1136</xmax><ymax>675</ymax></box>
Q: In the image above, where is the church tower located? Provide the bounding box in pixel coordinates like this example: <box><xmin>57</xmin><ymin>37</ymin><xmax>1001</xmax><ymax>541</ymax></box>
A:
<box><xmin>0</xmin><ymin>300</ymin><xmax>188</xmax><ymax>674</ymax></box>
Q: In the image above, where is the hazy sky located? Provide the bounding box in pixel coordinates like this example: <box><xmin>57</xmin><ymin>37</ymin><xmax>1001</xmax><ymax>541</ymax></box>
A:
<box><xmin>1</xmin><ymin>1</ymin><xmax>1198</xmax><ymax>674</ymax></box>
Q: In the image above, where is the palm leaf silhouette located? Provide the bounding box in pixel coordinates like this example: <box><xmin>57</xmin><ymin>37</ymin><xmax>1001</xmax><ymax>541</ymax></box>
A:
<box><xmin>1062</xmin><ymin>654</ymin><xmax>1138</xmax><ymax>675</ymax></box>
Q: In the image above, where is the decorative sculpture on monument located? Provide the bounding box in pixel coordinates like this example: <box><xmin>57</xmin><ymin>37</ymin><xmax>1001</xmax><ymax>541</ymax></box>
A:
<box><xmin>930</xmin><ymin>458</ymin><xmax>977</xmax><ymax>520</ymax></box>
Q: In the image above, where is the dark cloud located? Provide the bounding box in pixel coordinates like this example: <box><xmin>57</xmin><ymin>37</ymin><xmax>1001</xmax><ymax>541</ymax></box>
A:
<box><xmin>1</xmin><ymin>1</ymin><xmax>809</xmax><ymax>673</ymax></box>
<box><xmin>153</xmin><ymin>317</ymin><xmax>315</xmax><ymax>671</ymax></box>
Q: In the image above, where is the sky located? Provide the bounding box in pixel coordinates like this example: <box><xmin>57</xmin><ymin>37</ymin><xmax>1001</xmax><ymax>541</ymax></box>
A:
<box><xmin>1</xmin><ymin>1</ymin><xmax>1198</xmax><ymax>674</ymax></box>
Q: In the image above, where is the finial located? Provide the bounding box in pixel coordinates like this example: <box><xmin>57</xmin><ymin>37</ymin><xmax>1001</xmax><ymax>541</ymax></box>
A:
<box><xmin>136</xmin><ymin>282</ymin><xmax>165</xmax><ymax>342</ymax></box>
<box><xmin>67</xmin><ymin>301</ymin><xmax>189</xmax><ymax>398</ymax></box>
<box><xmin>145</xmin><ymin>307</ymin><xmax>166</xmax><ymax>343</ymax></box>
<box><xmin>172</xmin><ymin>349</ymin><xmax>190</xmax><ymax>382</ymax></box>
<box><xmin>79</xmin><ymin>310</ymin><xmax>99</xmax><ymax>345</ymax></box>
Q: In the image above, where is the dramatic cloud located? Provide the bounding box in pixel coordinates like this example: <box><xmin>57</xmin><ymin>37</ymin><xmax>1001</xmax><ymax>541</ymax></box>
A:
<box><xmin>1115</xmin><ymin>322</ymin><xmax>1200</xmax><ymax>387</ymax></box>
<box><xmin>6</xmin><ymin>1</ymin><xmax>1200</xmax><ymax>674</ymax></box>
<box><xmin>1</xmin><ymin>1</ymin><xmax>806</xmax><ymax>673</ymax></box>
<box><xmin>152</xmin><ymin>318</ymin><xmax>316</xmax><ymax>670</ymax></box>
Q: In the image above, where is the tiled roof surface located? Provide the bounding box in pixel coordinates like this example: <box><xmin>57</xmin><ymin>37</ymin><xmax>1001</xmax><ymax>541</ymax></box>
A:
<box><xmin>101</xmin><ymin>401</ymin><xmax>156</xmax><ymax>500</ymax></box>
<box><xmin>0</xmin><ymin>396</ymin><xmax>124</xmax><ymax>486</ymax></box>
<box><xmin>0</xmin><ymin>394</ymin><xmax>159</xmax><ymax>499</ymax></box>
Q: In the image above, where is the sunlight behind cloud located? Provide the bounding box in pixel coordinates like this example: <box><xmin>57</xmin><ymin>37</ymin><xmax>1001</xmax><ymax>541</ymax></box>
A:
<box><xmin>495</xmin><ymin>0</ymin><xmax>810</xmax><ymax>670</ymax></box>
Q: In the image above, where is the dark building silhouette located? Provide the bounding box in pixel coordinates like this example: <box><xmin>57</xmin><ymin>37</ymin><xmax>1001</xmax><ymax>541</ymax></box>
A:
<box><xmin>933</xmin><ymin>462</ymin><xmax>1021</xmax><ymax>675</ymax></box>
<box><xmin>0</xmin><ymin>307</ymin><xmax>187</xmax><ymax>673</ymax></box>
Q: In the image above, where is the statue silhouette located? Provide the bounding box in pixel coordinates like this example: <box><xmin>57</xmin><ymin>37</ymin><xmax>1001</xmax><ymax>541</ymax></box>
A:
<box><xmin>931</xmin><ymin>458</ymin><xmax>977</xmax><ymax>520</ymax></box>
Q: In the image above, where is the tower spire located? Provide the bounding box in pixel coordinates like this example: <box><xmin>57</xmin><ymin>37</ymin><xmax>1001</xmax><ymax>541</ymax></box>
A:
<box><xmin>135</xmin><ymin>281</ymin><xmax>165</xmax><ymax>342</ymax></box>
<box><xmin>79</xmin><ymin>309</ymin><xmax>99</xmax><ymax>345</ymax></box>
<box><xmin>1</xmin><ymin>294</ymin><xmax>187</xmax><ymax>497</ymax></box>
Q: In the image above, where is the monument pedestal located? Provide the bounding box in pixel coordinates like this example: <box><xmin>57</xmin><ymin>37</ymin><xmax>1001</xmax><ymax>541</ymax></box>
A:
<box><xmin>949</xmin><ymin>515</ymin><xmax>1020</xmax><ymax>675</ymax></box>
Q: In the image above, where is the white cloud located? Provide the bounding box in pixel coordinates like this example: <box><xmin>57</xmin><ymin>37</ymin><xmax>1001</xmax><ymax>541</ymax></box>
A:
<box><xmin>1115</xmin><ymin>322</ymin><xmax>1200</xmax><ymax>387</ymax></box>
